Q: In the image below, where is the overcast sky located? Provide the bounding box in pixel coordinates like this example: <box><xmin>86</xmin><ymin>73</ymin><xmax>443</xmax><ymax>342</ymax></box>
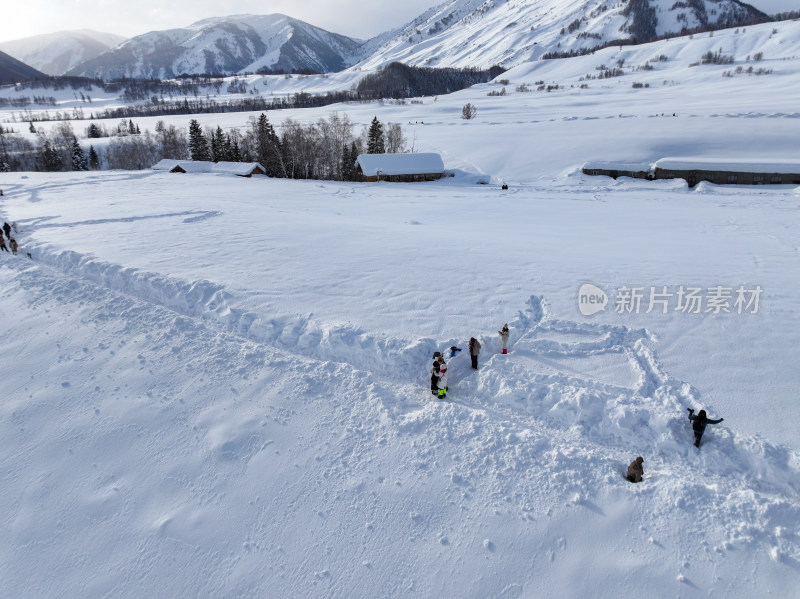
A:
<box><xmin>0</xmin><ymin>0</ymin><xmax>442</xmax><ymax>43</ymax></box>
<box><xmin>1</xmin><ymin>0</ymin><xmax>796</xmax><ymax>44</ymax></box>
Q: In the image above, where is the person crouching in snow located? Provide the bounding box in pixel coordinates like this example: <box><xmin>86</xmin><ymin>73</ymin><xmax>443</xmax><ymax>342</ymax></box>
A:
<box><xmin>626</xmin><ymin>456</ymin><xmax>644</xmax><ymax>483</ymax></box>
<box><xmin>468</xmin><ymin>337</ymin><xmax>481</xmax><ymax>369</ymax></box>
<box><xmin>688</xmin><ymin>408</ymin><xmax>724</xmax><ymax>448</ymax></box>
<box><xmin>448</xmin><ymin>345</ymin><xmax>462</xmax><ymax>358</ymax></box>
<box><xmin>498</xmin><ymin>324</ymin><xmax>510</xmax><ymax>354</ymax></box>
<box><xmin>436</xmin><ymin>356</ymin><xmax>449</xmax><ymax>399</ymax></box>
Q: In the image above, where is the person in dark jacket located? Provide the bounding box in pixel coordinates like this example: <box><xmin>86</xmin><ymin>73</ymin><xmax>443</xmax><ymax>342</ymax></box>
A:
<box><xmin>626</xmin><ymin>456</ymin><xmax>644</xmax><ymax>483</ymax></box>
<box><xmin>430</xmin><ymin>354</ymin><xmax>441</xmax><ymax>395</ymax></box>
<box><xmin>0</xmin><ymin>235</ymin><xmax>7</xmax><ymax>252</ymax></box>
<box><xmin>688</xmin><ymin>408</ymin><xmax>724</xmax><ymax>448</ymax></box>
<box><xmin>468</xmin><ymin>337</ymin><xmax>481</xmax><ymax>369</ymax></box>
<box><xmin>2</xmin><ymin>221</ymin><xmax>10</xmax><ymax>239</ymax></box>
<box><xmin>436</xmin><ymin>357</ymin><xmax>448</xmax><ymax>399</ymax></box>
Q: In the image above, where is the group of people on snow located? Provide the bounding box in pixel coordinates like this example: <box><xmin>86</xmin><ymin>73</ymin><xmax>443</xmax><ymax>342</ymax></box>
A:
<box><xmin>625</xmin><ymin>408</ymin><xmax>724</xmax><ymax>484</ymax></box>
<box><xmin>1</xmin><ymin>221</ymin><xmax>19</xmax><ymax>255</ymax></box>
<box><xmin>429</xmin><ymin>324</ymin><xmax>509</xmax><ymax>399</ymax></box>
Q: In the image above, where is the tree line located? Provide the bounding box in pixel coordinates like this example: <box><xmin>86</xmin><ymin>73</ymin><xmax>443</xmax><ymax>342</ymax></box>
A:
<box><xmin>6</xmin><ymin>63</ymin><xmax>504</xmax><ymax>123</ymax></box>
<box><xmin>0</xmin><ymin>113</ymin><xmax>406</xmax><ymax>182</ymax></box>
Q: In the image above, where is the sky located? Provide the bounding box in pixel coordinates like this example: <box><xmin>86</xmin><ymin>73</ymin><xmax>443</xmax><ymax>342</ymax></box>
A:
<box><xmin>1</xmin><ymin>0</ymin><xmax>797</xmax><ymax>44</ymax></box>
<box><xmin>0</xmin><ymin>0</ymin><xmax>441</xmax><ymax>43</ymax></box>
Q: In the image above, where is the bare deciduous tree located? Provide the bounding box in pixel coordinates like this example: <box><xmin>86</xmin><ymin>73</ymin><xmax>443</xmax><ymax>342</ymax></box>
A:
<box><xmin>461</xmin><ymin>103</ymin><xmax>477</xmax><ymax>120</ymax></box>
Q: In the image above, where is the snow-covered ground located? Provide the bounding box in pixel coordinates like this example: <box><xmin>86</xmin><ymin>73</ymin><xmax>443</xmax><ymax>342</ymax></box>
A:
<box><xmin>1</xmin><ymin>20</ymin><xmax>800</xmax><ymax>598</ymax></box>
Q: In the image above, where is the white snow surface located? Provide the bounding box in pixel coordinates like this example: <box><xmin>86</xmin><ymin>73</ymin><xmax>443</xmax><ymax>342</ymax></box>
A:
<box><xmin>2</xmin><ymin>21</ymin><xmax>800</xmax><ymax>599</ymax></box>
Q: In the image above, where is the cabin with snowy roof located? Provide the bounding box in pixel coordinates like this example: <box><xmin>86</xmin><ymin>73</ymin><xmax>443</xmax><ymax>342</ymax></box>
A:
<box><xmin>652</xmin><ymin>158</ymin><xmax>800</xmax><ymax>187</ymax></box>
<box><xmin>152</xmin><ymin>160</ymin><xmax>266</xmax><ymax>177</ymax></box>
<box><xmin>583</xmin><ymin>158</ymin><xmax>800</xmax><ymax>187</ymax></box>
<box><xmin>354</xmin><ymin>153</ymin><xmax>445</xmax><ymax>182</ymax></box>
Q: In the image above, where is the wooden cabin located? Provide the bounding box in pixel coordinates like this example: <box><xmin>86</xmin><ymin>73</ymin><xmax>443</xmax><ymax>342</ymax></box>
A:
<box><xmin>354</xmin><ymin>153</ymin><xmax>445</xmax><ymax>182</ymax></box>
<box><xmin>151</xmin><ymin>160</ymin><xmax>266</xmax><ymax>177</ymax></box>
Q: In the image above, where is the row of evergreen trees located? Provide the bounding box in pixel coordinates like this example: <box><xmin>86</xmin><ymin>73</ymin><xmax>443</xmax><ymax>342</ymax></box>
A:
<box><xmin>0</xmin><ymin>113</ymin><xmax>405</xmax><ymax>180</ymax></box>
<box><xmin>185</xmin><ymin>114</ymin><xmax>402</xmax><ymax>181</ymax></box>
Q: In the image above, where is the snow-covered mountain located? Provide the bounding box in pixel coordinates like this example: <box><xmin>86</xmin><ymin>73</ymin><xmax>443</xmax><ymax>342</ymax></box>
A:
<box><xmin>67</xmin><ymin>14</ymin><xmax>364</xmax><ymax>79</ymax></box>
<box><xmin>357</xmin><ymin>0</ymin><xmax>768</xmax><ymax>69</ymax></box>
<box><xmin>0</xmin><ymin>49</ymin><xmax>45</xmax><ymax>83</ymax></box>
<box><xmin>0</xmin><ymin>30</ymin><xmax>127</xmax><ymax>76</ymax></box>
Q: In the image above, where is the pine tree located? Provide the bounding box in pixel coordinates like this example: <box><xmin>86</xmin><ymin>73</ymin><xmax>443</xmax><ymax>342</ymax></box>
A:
<box><xmin>254</xmin><ymin>113</ymin><xmax>283</xmax><ymax>177</ymax></box>
<box><xmin>88</xmin><ymin>145</ymin><xmax>100</xmax><ymax>170</ymax></box>
<box><xmin>211</xmin><ymin>126</ymin><xmax>227</xmax><ymax>162</ymax></box>
<box><xmin>341</xmin><ymin>142</ymin><xmax>360</xmax><ymax>181</ymax></box>
<box><xmin>40</xmin><ymin>140</ymin><xmax>63</xmax><ymax>171</ymax></box>
<box><xmin>230</xmin><ymin>139</ymin><xmax>242</xmax><ymax>162</ymax></box>
<box><xmin>71</xmin><ymin>138</ymin><xmax>88</xmax><ymax>171</ymax></box>
<box><xmin>366</xmin><ymin>117</ymin><xmax>385</xmax><ymax>154</ymax></box>
<box><xmin>188</xmin><ymin>119</ymin><xmax>210</xmax><ymax>161</ymax></box>
<box><xmin>87</xmin><ymin>122</ymin><xmax>102</xmax><ymax>138</ymax></box>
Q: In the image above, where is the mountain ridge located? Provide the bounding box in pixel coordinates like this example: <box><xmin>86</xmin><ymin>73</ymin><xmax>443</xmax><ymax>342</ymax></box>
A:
<box><xmin>0</xmin><ymin>30</ymin><xmax>127</xmax><ymax>76</ymax></box>
<box><xmin>1</xmin><ymin>1</ymin><xmax>772</xmax><ymax>81</ymax></box>
<box><xmin>67</xmin><ymin>14</ymin><xmax>364</xmax><ymax>79</ymax></box>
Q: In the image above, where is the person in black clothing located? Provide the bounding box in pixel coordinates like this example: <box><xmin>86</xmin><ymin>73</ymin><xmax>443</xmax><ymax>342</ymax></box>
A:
<box><xmin>430</xmin><ymin>352</ymin><xmax>442</xmax><ymax>395</ymax></box>
<box><xmin>688</xmin><ymin>408</ymin><xmax>724</xmax><ymax>448</ymax></box>
<box><xmin>2</xmin><ymin>222</ymin><xmax>10</xmax><ymax>239</ymax></box>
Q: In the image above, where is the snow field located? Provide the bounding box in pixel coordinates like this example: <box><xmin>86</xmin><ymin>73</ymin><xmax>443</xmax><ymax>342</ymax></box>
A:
<box><xmin>3</xmin><ymin>20</ymin><xmax>800</xmax><ymax>596</ymax></box>
<box><xmin>1</xmin><ymin>168</ymin><xmax>799</xmax><ymax>597</ymax></box>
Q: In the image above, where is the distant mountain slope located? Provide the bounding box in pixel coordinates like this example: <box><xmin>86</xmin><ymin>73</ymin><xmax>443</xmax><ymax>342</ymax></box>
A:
<box><xmin>67</xmin><ymin>14</ymin><xmax>364</xmax><ymax>79</ymax></box>
<box><xmin>0</xmin><ymin>50</ymin><xmax>45</xmax><ymax>83</ymax></box>
<box><xmin>356</xmin><ymin>0</ymin><xmax>768</xmax><ymax>69</ymax></box>
<box><xmin>0</xmin><ymin>30</ymin><xmax>127</xmax><ymax>76</ymax></box>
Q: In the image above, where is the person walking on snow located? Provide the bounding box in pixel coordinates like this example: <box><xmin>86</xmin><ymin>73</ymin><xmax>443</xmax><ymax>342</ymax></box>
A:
<box><xmin>688</xmin><ymin>408</ymin><xmax>724</xmax><ymax>448</ymax></box>
<box><xmin>2</xmin><ymin>221</ymin><xmax>10</xmax><ymax>239</ymax></box>
<box><xmin>0</xmin><ymin>235</ymin><xmax>7</xmax><ymax>252</ymax></box>
<box><xmin>498</xmin><ymin>324</ymin><xmax>510</xmax><ymax>354</ymax></box>
<box><xmin>626</xmin><ymin>456</ymin><xmax>644</xmax><ymax>483</ymax></box>
<box><xmin>469</xmin><ymin>337</ymin><xmax>481</xmax><ymax>369</ymax></box>
<box><xmin>430</xmin><ymin>353</ymin><xmax>441</xmax><ymax>396</ymax></box>
<box><xmin>8</xmin><ymin>237</ymin><xmax>17</xmax><ymax>255</ymax></box>
<box><xmin>436</xmin><ymin>356</ymin><xmax>449</xmax><ymax>399</ymax></box>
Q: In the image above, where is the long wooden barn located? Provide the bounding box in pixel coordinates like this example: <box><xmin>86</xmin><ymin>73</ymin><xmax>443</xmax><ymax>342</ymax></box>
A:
<box><xmin>582</xmin><ymin>158</ymin><xmax>800</xmax><ymax>187</ymax></box>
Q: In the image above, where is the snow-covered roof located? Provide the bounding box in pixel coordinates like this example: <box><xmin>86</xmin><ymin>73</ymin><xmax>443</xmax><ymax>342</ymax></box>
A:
<box><xmin>151</xmin><ymin>159</ymin><xmax>180</xmax><ymax>171</ymax></box>
<box><xmin>582</xmin><ymin>161</ymin><xmax>653</xmax><ymax>172</ymax></box>
<box><xmin>355</xmin><ymin>153</ymin><xmax>444</xmax><ymax>177</ymax></box>
<box><xmin>210</xmin><ymin>161</ymin><xmax>266</xmax><ymax>176</ymax></box>
<box><xmin>654</xmin><ymin>157</ymin><xmax>800</xmax><ymax>174</ymax></box>
<box><xmin>151</xmin><ymin>160</ymin><xmax>266</xmax><ymax>176</ymax></box>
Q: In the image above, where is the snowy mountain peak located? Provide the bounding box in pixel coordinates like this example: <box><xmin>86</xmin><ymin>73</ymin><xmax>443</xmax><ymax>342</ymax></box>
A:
<box><xmin>0</xmin><ymin>30</ymin><xmax>127</xmax><ymax>76</ymax></box>
<box><xmin>357</xmin><ymin>0</ymin><xmax>768</xmax><ymax>69</ymax></box>
<box><xmin>67</xmin><ymin>14</ymin><xmax>364</xmax><ymax>79</ymax></box>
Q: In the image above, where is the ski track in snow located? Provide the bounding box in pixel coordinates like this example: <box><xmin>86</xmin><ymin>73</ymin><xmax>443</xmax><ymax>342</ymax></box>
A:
<box><xmin>11</xmin><ymin>229</ymin><xmax>800</xmax><ymax>569</ymax></box>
